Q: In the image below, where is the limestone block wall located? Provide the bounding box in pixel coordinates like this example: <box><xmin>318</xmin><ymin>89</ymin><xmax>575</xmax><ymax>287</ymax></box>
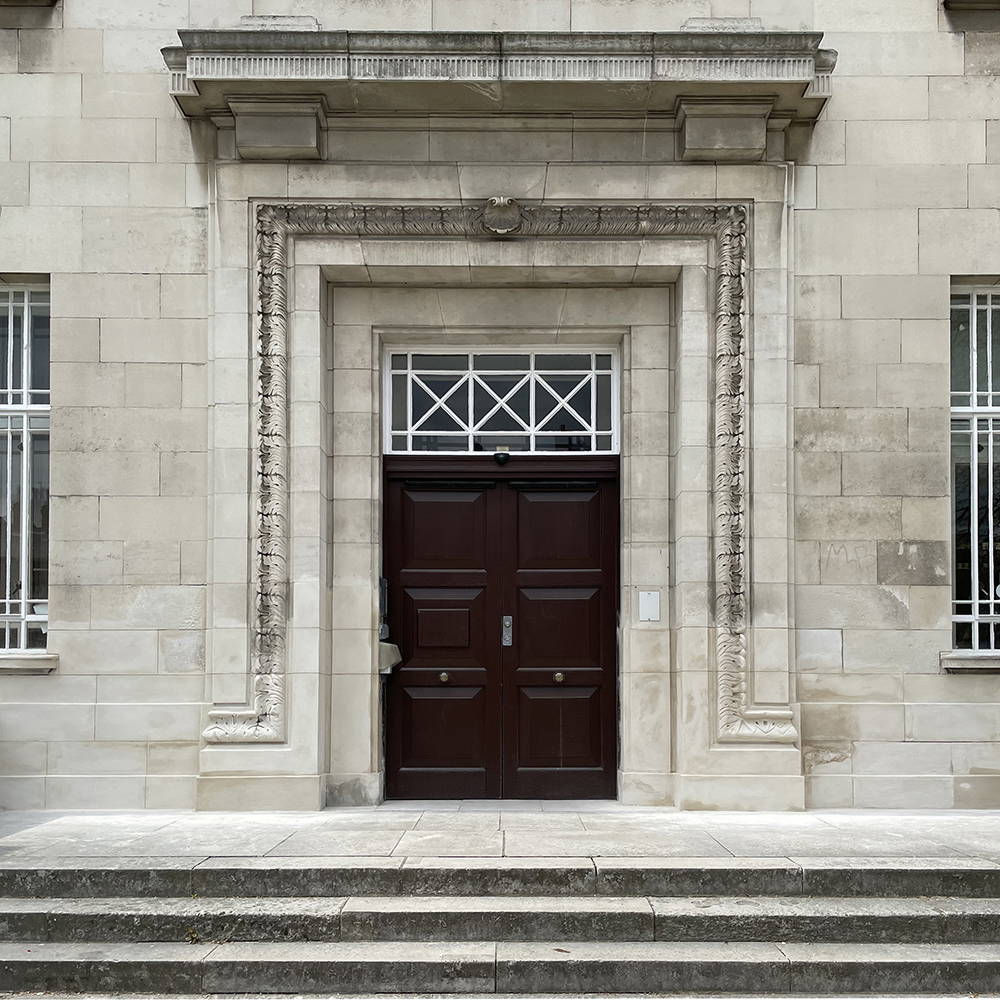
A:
<box><xmin>792</xmin><ymin>3</ymin><xmax>1000</xmax><ymax>809</ymax></box>
<box><xmin>0</xmin><ymin>0</ymin><xmax>212</xmax><ymax>809</ymax></box>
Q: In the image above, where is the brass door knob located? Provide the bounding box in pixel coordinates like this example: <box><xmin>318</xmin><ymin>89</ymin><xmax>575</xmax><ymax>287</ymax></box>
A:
<box><xmin>553</xmin><ymin>672</ymin><xmax>565</xmax><ymax>684</ymax></box>
<box><xmin>439</xmin><ymin>672</ymin><xmax>449</xmax><ymax>683</ymax></box>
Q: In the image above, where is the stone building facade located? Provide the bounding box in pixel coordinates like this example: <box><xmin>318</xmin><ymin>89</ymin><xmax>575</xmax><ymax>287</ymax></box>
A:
<box><xmin>0</xmin><ymin>0</ymin><xmax>997</xmax><ymax>811</ymax></box>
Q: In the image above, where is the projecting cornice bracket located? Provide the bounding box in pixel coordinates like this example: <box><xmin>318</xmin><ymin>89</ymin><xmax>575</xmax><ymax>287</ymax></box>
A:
<box><xmin>162</xmin><ymin>25</ymin><xmax>836</xmax><ymax>163</ymax></box>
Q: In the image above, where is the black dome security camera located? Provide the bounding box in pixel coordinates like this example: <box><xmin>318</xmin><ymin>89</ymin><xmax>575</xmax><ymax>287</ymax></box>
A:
<box><xmin>493</xmin><ymin>452</ymin><xmax>510</xmax><ymax>465</ymax></box>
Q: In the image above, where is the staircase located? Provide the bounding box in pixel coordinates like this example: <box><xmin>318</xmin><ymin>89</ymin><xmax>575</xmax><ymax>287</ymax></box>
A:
<box><xmin>2</xmin><ymin>854</ymin><xmax>1000</xmax><ymax>994</ymax></box>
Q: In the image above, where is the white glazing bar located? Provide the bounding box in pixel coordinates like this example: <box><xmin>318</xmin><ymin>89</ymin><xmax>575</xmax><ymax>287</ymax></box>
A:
<box><xmin>989</xmin><ymin>419</ymin><xmax>996</xmax><ymax>647</ymax></box>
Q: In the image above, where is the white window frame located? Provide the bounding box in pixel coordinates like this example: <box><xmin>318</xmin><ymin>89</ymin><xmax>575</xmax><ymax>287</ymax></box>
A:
<box><xmin>382</xmin><ymin>345</ymin><xmax>621</xmax><ymax>456</ymax></box>
<box><xmin>0</xmin><ymin>285</ymin><xmax>50</xmax><ymax>651</ymax></box>
<box><xmin>949</xmin><ymin>285</ymin><xmax>1000</xmax><ymax>652</ymax></box>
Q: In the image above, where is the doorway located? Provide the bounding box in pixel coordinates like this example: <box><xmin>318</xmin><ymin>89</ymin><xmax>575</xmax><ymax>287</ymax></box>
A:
<box><xmin>383</xmin><ymin>456</ymin><xmax>619</xmax><ymax>799</ymax></box>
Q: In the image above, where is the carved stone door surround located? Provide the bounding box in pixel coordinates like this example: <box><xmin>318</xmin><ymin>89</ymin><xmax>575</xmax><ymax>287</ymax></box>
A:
<box><xmin>202</xmin><ymin>198</ymin><xmax>798</xmax><ymax>764</ymax></box>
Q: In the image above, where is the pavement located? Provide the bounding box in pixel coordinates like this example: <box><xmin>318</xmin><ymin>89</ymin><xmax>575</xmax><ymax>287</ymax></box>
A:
<box><xmin>1</xmin><ymin>803</ymin><xmax>1000</xmax><ymax>863</ymax></box>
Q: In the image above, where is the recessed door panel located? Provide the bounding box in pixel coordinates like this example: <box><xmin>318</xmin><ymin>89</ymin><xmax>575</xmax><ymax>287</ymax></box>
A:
<box><xmin>516</xmin><ymin>490</ymin><xmax>601</xmax><ymax>569</ymax></box>
<box><xmin>401</xmin><ymin>488</ymin><xmax>488</xmax><ymax>568</ymax></box>
<box><xmin>385</xmin><ymin>458</ymin><xmax>618</xmax><ymax>800</ymax></box>
<box><xmin>403</xmin><ymin>587</ymin><xmax>485</xmax><ymax>667</ymax></box>
<box><xmin>517</xmin><ymin>686</ymin><xmax>602</xmax><ymax>767</ymax></box>
<box><xmin>402</xmin><ymin>687</ymin><xmax>487</xmax><ymax>767</ymax></box>
<box><xmin>516</xmin><ymin>587</ymin><xmax>601</xmax><ymax>668</ymax></box>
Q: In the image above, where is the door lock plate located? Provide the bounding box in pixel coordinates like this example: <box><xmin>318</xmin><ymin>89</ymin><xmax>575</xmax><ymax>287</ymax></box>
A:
<box><xmin>501</xmin><ymin>615</ymin><xmax>513</xmax><ymax>647</ymax></box>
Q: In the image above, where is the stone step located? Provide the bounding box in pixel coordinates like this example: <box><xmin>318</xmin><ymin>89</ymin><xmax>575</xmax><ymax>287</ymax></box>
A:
<box><xmin>3</xmin><ymin>855</ymin><xmax>999</xmax><ymax>898</ymax></box>
<box><xmin>3</xmin><ymin>894</ymin><xmax>998</xmax><ymax>944</ymax></box>
<box><xmin>4</xmin><ymin>940</ymin><xmax>1000</xmax><ymax>994</ymax></box>
<box><xmin>649</xmin><ymin>895</ymin><xmax>1000</xmax><ymax>943</ymax></box>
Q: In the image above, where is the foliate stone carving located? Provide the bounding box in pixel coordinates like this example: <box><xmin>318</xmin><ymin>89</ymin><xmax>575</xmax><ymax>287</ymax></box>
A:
<box><xmin>204</xmin><ymin>198</ymin><xmax>796</xmax><ymax>747</ymax></box>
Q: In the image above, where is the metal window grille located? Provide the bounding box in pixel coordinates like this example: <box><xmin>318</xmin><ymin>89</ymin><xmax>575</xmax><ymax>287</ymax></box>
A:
<box><xmin>0</xmin><ymin>288</ymin><xmax>49</xmax><ymax>650</ymax></box>
<box><xmin>384</xmin><ymin>349</ymin><xmax>619</xmax><ymax>455</ymax></box>
<box><xmin>950</xmin><ymin>288</ymin><xmax>1000</xmax><ymax>650</ymax></box>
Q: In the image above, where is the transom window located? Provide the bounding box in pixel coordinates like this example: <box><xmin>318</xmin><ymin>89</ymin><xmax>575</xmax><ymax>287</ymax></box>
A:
<box><xmin>385</xmin><ymin>350</ymin><xmax>618</xmax><ymax>454</ymax></box>
<box><xmin>0</xmin><ymin>287</ymin><xmax>49</xmax><ymax>650</ymax></box>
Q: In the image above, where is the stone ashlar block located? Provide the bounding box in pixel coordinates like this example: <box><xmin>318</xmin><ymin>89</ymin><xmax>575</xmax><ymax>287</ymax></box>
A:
<box><xmin>876</xmin><ymin>540</ymin><xmax>949</xmax><ymax>587</ymax></box>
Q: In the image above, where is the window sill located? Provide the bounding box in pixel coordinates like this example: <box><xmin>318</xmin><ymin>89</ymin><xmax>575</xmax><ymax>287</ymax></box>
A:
<box><xmin>940</xmin><ymin>650</ymin><xmax>1000</xmax><ymax>673</ymax></box>
<box><xmin>0</xmin><ymin>652</ymin><xmax>57</xmax><ymax>675</ymax></box>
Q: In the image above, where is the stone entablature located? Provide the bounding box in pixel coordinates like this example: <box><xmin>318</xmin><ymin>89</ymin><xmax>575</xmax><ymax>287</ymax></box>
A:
<box><xmin>162</xmin><ymin>28</ymin><xmax>836</xmax><ymax>162</ymax></box>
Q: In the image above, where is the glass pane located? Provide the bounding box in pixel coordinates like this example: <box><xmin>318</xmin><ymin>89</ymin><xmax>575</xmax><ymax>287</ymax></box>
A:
<box><xmin>412</xmin><ymin>434</ymin><xmax>468</xmax><ymax>451</ymax></box>
<box><xmin>473</xmin><ymin>354</ymin><xmax>528</xmax><ymax>371</ymax></box>
<box><xmin>535</xmin><ymin>354</ymin><xmax>589</xmax><ymax>370</ymax></box>
<box><xmin>26</xmin><ymin>623</ymin><xmax>45</xmax><ymax>650</ymax></box>
<box><xmin>9</xmin><ymin>301</ymin><xmax>21</xmax><ymax>396</ymax></box>
<box><xmin>953</xmin><ymin>422</ymin><xmax>972</xmax><ymax>607</ymax></box>
<box><xmin>422</xmin><ymin>376</ymin><xmax>467</xmax><ymax>423</ymax></box>
<box><xmin>568</xmin><ymin>380</ymin><xmax>592</xmax><ymax>422</ymax></box>
<box><xmin>597</xmin><ymin>375</ymin><xmax>612</xmax><ymax>431</ymax></box>
<box><xmin>977</xmin><ymin>422</ymin><xmax>991</xmax><ymax>617</ymax></box>
<box><xmin>0</xmin><ymin>300</ymin><xmax>8</xmax><ymax>395</ymax></box>
<box><xmin>413</xmin><ymin>354</ymin><xmax>466</xmax><ymax>370</ymax></box>
<box><xmin>951</xmin><ymin>301</ymin><xmax>971</xmax><ymax>399</ymax></box>
<box><xmin>391</xmin><ymin>375</ymin><xmax>407</xmax><ymax>431</ymax></box>
<box><xmin>955</xmin><ymin>620</ymin><xmax>973</xmax><ymax>650</ymax></box>
<box><xmin>422</xmin><ymin>408</ymin><xmax>463</xmax><ymax>432</ymax></box>
<box><xmin>29</xmin><ymin>431</ymin><xmax>48</xmax><ymax>602</ymax></box>
<box><xmin>596</xmin><ymin>354</ymin><xmax>613</xmax><ymax>371</ymax></box>
<box><xmin>977</xmin><ymin>300</ymin><xmax>989</xmax><ymax>396</ymax></box>
<box><xmin>0</xmin><ymin>432</ymin><xmax>7</xmax><ymax>608</ymax></box>
<box><xmin>472</xmin><ymin>434</ymin><xmax>528</xmax><ymax>452</ymax></box>
<box><xmin>539</xmin><ymin>408</ymin><xmax>587</xmax><ymax>433</ymax></box>
<box><xmin>8</xmin><ymin>429</ymin><xmax>21</xmax><ymax>609</ymax></box>
<box><xmin>410</xmin><ymin>381</ymin><xmax>434</xmax><ymax>423</ymax></box>
<box><xmin>533</xmin><ymin>434</ymin><xmax>593</xmax><ymax>452</ymax></box>
<box><xmin>29</xmin><ymin>303</ymin><xmax>49</xmax><ymax>394</ymax></box>
<box><xmin>474</xmin><ymin>376</ymin><xmax>522</xmax><ymax>423</ymax></box>
<box><xmin>390</xmin><ymin>354</ymin><xmax>407</xmax><ymax>370</ymax></box>
<box><xmin>596</xmin><ymin>434</ymin><xmax>612</xmax><ymax>450</ymax></box>
<box><xmin>481</xmin><ymin>408</ymin><xmax>525</xmax><ymax>433</ymax></box>
<box><xmin>391</xmin><ymin>434</ymin><xmax>407</xmax><ymax>451</ymax></box>
<box><xmin>505</xmin><ymin>384</ymin><xmax>530</xmax><ymax>422</ymax></box>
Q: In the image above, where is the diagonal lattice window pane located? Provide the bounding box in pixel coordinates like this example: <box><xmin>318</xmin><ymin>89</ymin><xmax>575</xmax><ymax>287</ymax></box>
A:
<box><xmin>387</xmin><ymin>349</ymin><xmax>618</xmax><ymax>455</ymax></box>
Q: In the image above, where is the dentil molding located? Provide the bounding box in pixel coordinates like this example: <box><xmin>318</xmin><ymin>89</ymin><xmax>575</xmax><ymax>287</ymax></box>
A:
<box><xmin>202</xmin><ymin>198</ymin><xmax>797</xmax><ymax>748</ymax></box>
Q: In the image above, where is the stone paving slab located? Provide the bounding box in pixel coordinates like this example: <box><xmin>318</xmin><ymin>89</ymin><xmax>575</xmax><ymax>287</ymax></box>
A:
<box><xmin>0</xmin><ymin>807</ymin><xmax>999</xmax><ymax>863</ymax></box>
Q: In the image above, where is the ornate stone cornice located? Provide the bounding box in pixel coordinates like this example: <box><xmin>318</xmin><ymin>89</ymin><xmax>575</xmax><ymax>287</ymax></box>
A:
<box><xmin>163</xmin><ymin>30</ymin><xmax>835</xmax><ymax>133</ymax></box>
<box><xmin>203</xmin><ymin>198</ymin><xmax>796</xmax><ymax>747</ymax></box>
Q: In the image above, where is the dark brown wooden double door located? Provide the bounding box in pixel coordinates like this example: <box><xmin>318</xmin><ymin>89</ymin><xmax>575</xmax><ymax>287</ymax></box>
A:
<box><xmin>384</xmin><ymin>457</ymin><xmax>619</xmax><ymax>799</ymax></box>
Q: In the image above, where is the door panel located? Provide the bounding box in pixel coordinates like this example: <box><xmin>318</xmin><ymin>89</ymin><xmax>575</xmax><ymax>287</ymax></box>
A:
<box><xmin>516</xmin><ymin>587</ymin><xmax>602</xmax><ymax>667</ymax></box>
<box><xmin>385</xmin><ymin>459</ymin><xmax>618</xmax><ymax>799</ymax></box>
<box><xmin>517</xmin><ymin>686</ymin><xmax>603</xmax><ymax>767</ymax></box>
<box><xmin>515</xmin><ymin>489</ymin><xmax>602</xmax><ymax>569</ymax></box>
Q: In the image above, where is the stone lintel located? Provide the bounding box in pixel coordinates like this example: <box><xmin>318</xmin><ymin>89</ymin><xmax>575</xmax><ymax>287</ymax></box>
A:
<box><xmin>228</xmin><ymin>98</ymin><xmax>326</xmax><ymax>160</ymax></box>
<box><xmin>676</xmin><ymin>98</ymin><xmax>774</xmax><ymax>162</ymax></box>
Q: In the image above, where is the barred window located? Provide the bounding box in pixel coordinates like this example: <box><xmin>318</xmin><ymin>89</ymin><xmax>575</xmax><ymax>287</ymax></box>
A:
<box><xmin>951</xmin><ymin>288</ymin><xmax>1000</xmax><ymax>651</ymax></box>
<box><xmin>385</xmin><ymin>350</ymin><xmax>618</xmax><ymax>454</ymax></box>
<box><xmin>0</xmin><ymin>287</ymin><xmax>49</xmax><ymax>650</ymax></box>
